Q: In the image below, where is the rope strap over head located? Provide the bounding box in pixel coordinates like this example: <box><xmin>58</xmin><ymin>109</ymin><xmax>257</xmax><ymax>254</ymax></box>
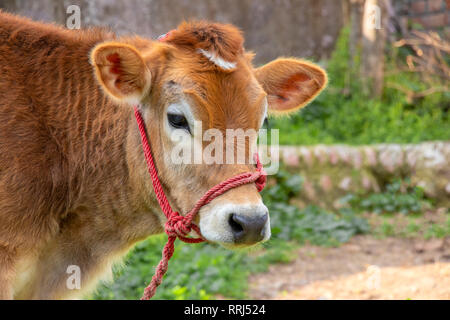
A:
<box><xmin>134</xmin><ymin>106</ymin><xmax>266</xmax><ymax>300</ymax></box>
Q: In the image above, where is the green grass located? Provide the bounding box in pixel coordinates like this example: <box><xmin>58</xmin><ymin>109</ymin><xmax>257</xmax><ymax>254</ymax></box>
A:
<box><xmin>339</xmin><ymin>178</ymin><xmax>448</xmax><ymax>239</ymax></box>
<box><xmin>369</xmin><ymin>211</ymin><xmax>449</xmax><ymax>239</ymax></box>
<box><xmin>424</xmin><ymin>216</ymin><xmax>450</xmax><ymax>239</ymax></box>
<box><xmin>339</xmin><ymin>180</ymin><xmax>431</xmax><ymax>215</ymax></box>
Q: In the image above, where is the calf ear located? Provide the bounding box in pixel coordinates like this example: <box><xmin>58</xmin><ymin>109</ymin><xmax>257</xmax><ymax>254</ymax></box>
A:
<box><xmin>254</xmin><ymin>58</ymin><xmax>327</xmax><ymax>115</ymax></box>
<box><xmin>90</xmin><ymin>42</ymin><xmax>151</xmax><ymax>105</ymax></box>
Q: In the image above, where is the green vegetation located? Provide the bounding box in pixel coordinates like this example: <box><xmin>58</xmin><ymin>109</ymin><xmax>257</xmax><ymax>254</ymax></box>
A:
<box><xmin>340</xmin><ymin>179</ymin><xmax>431</xmax><ymax>215</ymax></box>
<box><xmin>423</xmin><ymin>217</ymin><xmax>450</xmax><ymax>239</ymax></box>
<box><xmin>92</xmin><ymin>169</ymin><xmax>368</xmax><ymax>300</ymax></box>
<box><xmin>369</xmin><ymin>211</ymin><xmax>450</xmax><ymax>239</ymax></box>
<box><xmin>262</xmin><ymin>169</ymin><xmax>369</xmax><ymax>246</ymax></box>
<box><xmin>270</xmin><ymin>27</ymin><xmax>450</xmax><ymax>145</ymax></box>
<box><xmin>338</xmin><ymin>179</ymin><xmax>448</xmax><ymax>239</ymax></box>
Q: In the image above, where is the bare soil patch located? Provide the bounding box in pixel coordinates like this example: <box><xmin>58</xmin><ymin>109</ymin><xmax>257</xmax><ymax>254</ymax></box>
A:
<box><xmin>249</xmin><ymin>235</ymin><xmax>450</xmax><ymax>300</ymax></box>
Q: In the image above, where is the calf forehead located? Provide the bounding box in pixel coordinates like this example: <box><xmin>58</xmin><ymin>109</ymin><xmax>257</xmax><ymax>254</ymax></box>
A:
<box><xmin>164</xmin><ymin>59</ymin><xmax>265</xmax><ymax>130</ymax></box>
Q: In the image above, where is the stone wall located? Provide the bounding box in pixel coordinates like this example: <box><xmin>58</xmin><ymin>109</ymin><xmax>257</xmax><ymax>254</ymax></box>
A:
<box><xmin>276</xmin><ymin>142</ymin><xmax>450</xmax><ymax>208</ymax></box>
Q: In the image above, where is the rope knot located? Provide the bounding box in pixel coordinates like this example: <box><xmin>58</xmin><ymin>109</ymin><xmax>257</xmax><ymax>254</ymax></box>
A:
<box><xmin>165</xmin><ymin>212</ymin><xmax>191</xmax><ymax>238</ymax></box>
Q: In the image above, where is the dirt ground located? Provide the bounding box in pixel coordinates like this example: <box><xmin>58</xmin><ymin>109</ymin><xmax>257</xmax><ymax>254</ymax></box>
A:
<box><xmin>249</xmin><ymin>235</ymin><xmax>450</xmax><ymax>300</ymax></box>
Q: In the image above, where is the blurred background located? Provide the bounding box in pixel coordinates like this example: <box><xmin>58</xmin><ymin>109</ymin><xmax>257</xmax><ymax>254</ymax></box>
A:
<box><xmin>1</xmin><ymin>0</ymin><xmax>448</xmax><ymax>299</ymax></box>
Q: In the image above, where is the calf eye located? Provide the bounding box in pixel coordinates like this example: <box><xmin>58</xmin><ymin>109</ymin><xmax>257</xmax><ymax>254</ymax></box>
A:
<box><xmin>168</xmin><ymin>113</ymin><xmax>191</xmax><ymax>133</ymax></box>
<box><xmin>262</xmin><ymin>117</ymin><xmax>270</xmax><ymax>129</ymax></box>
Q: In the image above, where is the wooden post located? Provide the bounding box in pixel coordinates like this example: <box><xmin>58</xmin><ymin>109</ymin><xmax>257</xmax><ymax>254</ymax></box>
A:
<box><xmin>349</xmin><ymin>0</ymin><xmax>364</xmax><ymax>69</ymax></box>
<box><xmin>361</xmin><ymin>0</ymin><xmax>388</xmax><ymax>98</ymax></box>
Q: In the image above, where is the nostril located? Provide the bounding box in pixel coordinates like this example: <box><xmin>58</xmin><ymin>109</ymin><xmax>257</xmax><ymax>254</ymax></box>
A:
<box><xmin>228</xmin><ymin>213</ymin><xmax>268</xmax><ymax>243</ymax></box>
<box><xmin>228</xmin><ymin>213</ymin><xmax>244</xmax><ymax>234</ymax></box>
<box><xmin>229</xmin><ymin>213</ymin><xmax>268</xmax><ymax>244</ymax></box>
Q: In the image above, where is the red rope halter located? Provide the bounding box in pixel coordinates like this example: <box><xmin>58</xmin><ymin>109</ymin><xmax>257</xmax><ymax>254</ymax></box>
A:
<box><xmin>134</xmin><ymin>106</ymin><xmax>266</xmax><ymax>300</ymax></box>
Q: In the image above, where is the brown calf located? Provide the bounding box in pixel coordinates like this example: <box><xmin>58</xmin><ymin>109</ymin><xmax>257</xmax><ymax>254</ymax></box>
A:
<box><xmin>0</xmin><ymin>12</ymin><xmax>327</xmax><ymax>299</ymax></box>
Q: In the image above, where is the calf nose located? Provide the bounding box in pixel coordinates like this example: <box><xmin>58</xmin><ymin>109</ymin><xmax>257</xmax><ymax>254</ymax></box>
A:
<box><xmin>228</xmin><ymin>213</ymin><xmax>268</xmax><ymax>244</ymax></box>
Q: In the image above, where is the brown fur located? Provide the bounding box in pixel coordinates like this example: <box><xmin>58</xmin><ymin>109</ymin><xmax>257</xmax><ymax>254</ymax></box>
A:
<box><xmin>164</xmin><ymin>21</ymin><xmax>244</xmax><ymax>65</ymax></box>
<box><xmin>0</xmin><ymin>12</ymin><xmax>327</xmax><ymax>299</ymax></box>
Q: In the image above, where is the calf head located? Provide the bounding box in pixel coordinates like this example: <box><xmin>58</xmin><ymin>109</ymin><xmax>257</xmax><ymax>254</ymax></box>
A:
<box><xmin>90</xmin><ymin>21</ymin><xmax>327</xmax><ymax>248</ymax></box>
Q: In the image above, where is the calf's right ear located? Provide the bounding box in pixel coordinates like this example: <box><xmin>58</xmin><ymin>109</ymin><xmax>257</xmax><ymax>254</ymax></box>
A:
<box><xmin>90</xmin><ymin>42</ymin><xmax>151</xmax><ymax>105</ymax></box>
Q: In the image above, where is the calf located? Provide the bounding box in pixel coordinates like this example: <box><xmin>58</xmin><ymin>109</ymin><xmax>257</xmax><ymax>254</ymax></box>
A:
<box><xmin>0</xmin><ymin>12</ymin><xmax>327</xmax><ymax>299</ymax></box>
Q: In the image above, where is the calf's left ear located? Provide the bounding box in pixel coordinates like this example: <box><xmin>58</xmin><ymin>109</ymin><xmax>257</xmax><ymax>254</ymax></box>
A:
<box><xmin>254</xmin><ymin>58</ymin><xmax>327</xmax><ymax>115</ymax></box>
<box><xmin>90</xmin><ymin>42</ymin><xmax>151</xmax><ymax>105</ymax></box>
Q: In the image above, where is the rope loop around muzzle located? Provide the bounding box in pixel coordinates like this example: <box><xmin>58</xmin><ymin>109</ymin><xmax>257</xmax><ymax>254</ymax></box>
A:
<box><xmin>134</xmin><ymin>106</ymin><xmax>266</xmax><ymax>300</ymax></box>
